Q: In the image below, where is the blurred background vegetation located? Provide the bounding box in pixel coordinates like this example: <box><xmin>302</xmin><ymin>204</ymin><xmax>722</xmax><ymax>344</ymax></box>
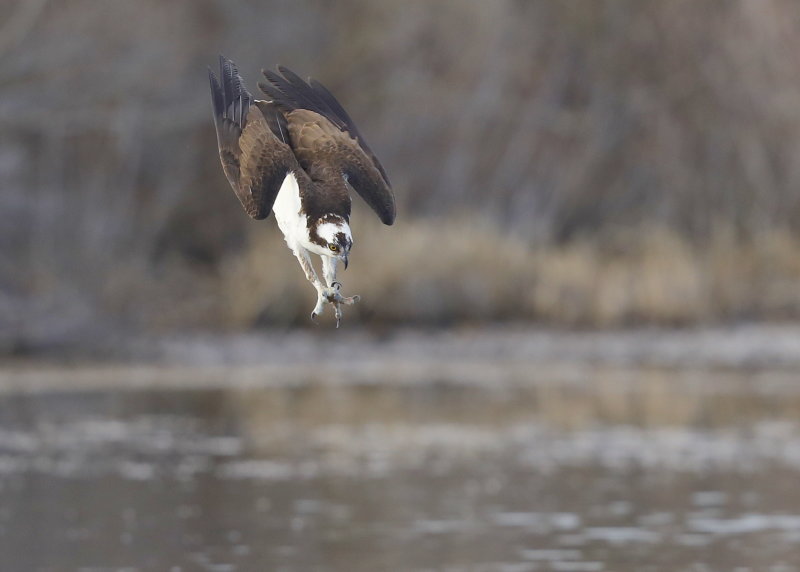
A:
<box><xmin>4</xmin><ymin>0</ymin><xmax>800</xmax><ymax>352</ymax></box>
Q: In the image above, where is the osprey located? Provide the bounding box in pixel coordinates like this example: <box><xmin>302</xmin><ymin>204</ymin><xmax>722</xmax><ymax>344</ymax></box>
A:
<box><xmin>208</xmin><ymin>56</ymin><xmax>395</xmax><ymax>327</ymax></box>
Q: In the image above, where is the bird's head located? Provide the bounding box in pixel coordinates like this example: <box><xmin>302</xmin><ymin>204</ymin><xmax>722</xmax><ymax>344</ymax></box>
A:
<box><xmin>312</xmin><ymin>215</ymin><xmax>353</xmax><ymax>268</ymax></box>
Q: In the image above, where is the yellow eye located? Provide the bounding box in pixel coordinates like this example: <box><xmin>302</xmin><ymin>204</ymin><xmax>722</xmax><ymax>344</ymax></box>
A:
<box><xmin>328</xmin><ymin>244</ymin><xmax>339</xmax><ymax>252</ymax></box>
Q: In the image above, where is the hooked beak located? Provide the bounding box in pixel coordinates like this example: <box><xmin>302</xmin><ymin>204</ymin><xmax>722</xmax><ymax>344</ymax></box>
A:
<box><xmin>342</xmin><ymin>253</ymin><xmax>349</xmax><ymax>270</ymax></box>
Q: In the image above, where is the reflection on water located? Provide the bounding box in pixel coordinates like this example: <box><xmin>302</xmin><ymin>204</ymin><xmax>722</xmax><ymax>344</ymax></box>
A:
<box><xmin>1</xmin><ymin>371</ymin><xmax>800</xmax><ymax>571</ymax></box>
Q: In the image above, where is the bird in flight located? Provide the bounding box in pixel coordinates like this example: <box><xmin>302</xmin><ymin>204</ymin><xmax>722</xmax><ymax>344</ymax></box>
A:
<box><xmin>208</xmin><ymin>56</ymin><xmax>395</xmax><ymax>327</ymax></box>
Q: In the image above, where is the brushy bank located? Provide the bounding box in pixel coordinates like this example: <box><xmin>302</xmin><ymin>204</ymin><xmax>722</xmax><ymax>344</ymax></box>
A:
<box><xmin>219</xmin><ymin>216</ymin><xmax>800</xmax><ymax>328</ymax></box>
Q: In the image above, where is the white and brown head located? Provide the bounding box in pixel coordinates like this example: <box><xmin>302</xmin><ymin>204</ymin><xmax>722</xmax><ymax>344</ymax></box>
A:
<box><xmin>309</xmin><ymin>214</ymin><xmax>353</xmax><ymax>267</ymax></box>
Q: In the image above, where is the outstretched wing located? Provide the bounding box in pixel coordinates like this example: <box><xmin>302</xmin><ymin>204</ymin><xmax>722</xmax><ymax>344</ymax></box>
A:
<box><xmin>258</xmin><ymin>66</ymin><xmax>395</xmax><ymax>225</ymax></box>
<box><xmin>209</xmin><ymin>56</ymin><xmax>298</xmax><ymax>220</ymax></box>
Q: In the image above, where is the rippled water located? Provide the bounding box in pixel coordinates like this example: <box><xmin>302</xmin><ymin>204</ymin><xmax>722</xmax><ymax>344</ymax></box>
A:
<box><xmin>1</xmin><ymin>369</ymin><xmax>800</xmax><ymax>571</ymax></box>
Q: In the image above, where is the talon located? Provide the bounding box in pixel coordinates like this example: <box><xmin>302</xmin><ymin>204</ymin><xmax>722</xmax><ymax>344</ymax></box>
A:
<box><xmin>332</xmin><ymin>281</ymin><xmax>342</xmax><ymax>291</ymax></box>
<box><xmin>310</xmin><ymin>311</ymin><xmax>319</xmax><ymax>323</ymax></box>
<box><xmin>334</xmin><ymin>303</ymin><xmax>343</xmax><ymax>328</ymax></box>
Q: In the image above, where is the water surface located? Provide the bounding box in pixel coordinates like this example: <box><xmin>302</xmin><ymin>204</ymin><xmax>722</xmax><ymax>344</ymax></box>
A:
<box><xmin>1</xmin><ymin>368</ymin><xmax>799</xmax><ymax>571</ymax></box>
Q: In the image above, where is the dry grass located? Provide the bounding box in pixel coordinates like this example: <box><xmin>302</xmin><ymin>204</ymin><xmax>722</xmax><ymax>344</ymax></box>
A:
<box><xmin>218</xmin><ymin>215</ymin><xmax>800</xmax><ymax>328</ymax></box>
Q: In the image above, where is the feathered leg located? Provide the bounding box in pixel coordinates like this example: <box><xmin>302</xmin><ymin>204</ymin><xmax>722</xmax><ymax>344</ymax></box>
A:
<box><xmin>292</xmin><ymin>248</ymin><xmax>329</xmax><ymax>320</ymax></box>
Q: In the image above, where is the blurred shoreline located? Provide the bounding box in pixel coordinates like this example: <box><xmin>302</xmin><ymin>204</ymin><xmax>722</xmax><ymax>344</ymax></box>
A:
<box><xmin>2</xmin><ymin>324</ymin><xmax>800</xmax><ymax>395</ymax></box>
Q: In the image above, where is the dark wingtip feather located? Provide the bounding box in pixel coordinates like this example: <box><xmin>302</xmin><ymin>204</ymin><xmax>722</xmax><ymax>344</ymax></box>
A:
<box><xmin>257</xmin><ymin>81</ymin><xmax>278</xmax><ymax>99</ymax></box>
<box><xmin>257</xmin><ymin>81</ymin><xmax>287</xmax><ymax>109</ymax></box>
<box><xmin>260</xmin><ymin>66</ymin><xmax>325</xmax><ymax>119</ymax></box>
<box><xmin>262</xmin><ymin>67</ymin><xmax>287</xmax><ymax>91</ymax></box>
<box><xmin>276</xmin><ymin>65</ymin><xmax>304</xmax><ymax>85</ymax></box>
<box><xmin>208</xmin><ymin>67</ymin><xmax>230</xmax><ymax>129</ymax></box>
<box><xmin>212</xmin><ymin>55</ymin><xmax>253</xmax><ymax>128</ymax></box>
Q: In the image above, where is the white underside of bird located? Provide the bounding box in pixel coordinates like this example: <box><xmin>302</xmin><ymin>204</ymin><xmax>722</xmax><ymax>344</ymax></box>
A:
<box><xmin>271</xmin><ymin>171</ymin><xmax>359</xmax><ymax>326</ymax></box>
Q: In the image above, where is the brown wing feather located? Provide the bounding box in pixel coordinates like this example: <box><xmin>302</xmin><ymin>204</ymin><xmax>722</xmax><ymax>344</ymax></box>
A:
<box><xmin>258</xmin><ymin>67</ymin><xmax>395</xmax><ymax>225</ymax></box>
<box><xmin>236</xmin><ymin>107</ymin><xmax>299</xmax><ymax>219</ymax></box>
<box><xmin>209</xmin><ymin>56</ymin><xmax>298</xmax><ymax>220</ymax></box>
<box><xmin>307</xmin><ymin>77</ymin><xmax>391</xmax><ymax>188</ymax></box>
<box><xmin>287</xmin><ymin>109</ymin><xmax>395</xmax><ymax>225</ymax></box>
